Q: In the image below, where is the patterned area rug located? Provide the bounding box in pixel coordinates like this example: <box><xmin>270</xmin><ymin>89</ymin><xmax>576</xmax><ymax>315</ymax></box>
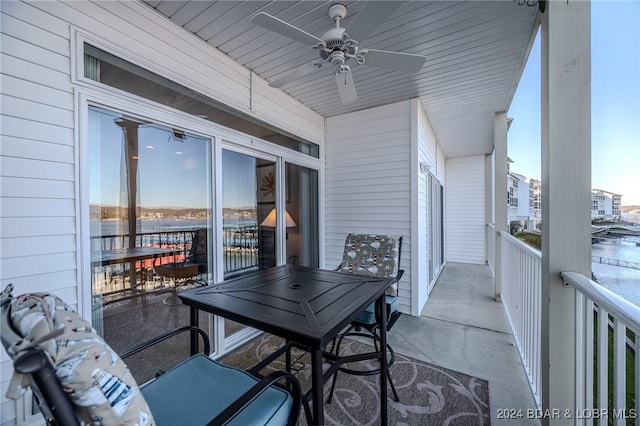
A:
<box><xmin>220</xmin><ymin>333</ymin><xmax>491</xmax><ymax>426</ymax></box>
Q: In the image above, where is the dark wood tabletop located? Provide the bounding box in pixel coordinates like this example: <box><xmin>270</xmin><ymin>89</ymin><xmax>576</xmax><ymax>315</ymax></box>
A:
<box><xmin>178</xmin><ymin>264</ymin><xmax>394</xmax><ymax>425</ymax></box>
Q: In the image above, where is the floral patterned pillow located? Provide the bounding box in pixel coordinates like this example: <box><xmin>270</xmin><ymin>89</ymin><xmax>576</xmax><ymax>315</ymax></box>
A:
<box><xmin>338</xmin><ymin>234</ymin><xmax>401</xmax><ymax>296</ymax></box>
<box><xmin>6</xmin><ymin>292</ymin><xmax>154</xmax><ymax>426</ymax></box>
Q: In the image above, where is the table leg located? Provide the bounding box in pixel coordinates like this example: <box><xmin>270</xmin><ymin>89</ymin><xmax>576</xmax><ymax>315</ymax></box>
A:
<box><xmin>128</xmin><ymin>260</ymin><xmax>137</xmax><ymax>290</ymax></box>
<box><xmin>378</xmin><ymin>295</ymin><xmax>388</xmax><ymax>426</ymax></box>
<box><xmin>310</xmin><ymin>347</ymin><xmax>324</xmax><ymax>425</ymax></box>
<box><xmin>190</xmin><ymin>306</ymin><xmax>199</xmax><ymax>355</ymax></box>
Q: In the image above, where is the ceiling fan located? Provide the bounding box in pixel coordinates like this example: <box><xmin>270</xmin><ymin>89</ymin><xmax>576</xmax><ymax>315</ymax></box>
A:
<box><xmin>252</xmin><ymin>2</ymin><xmax>426</xmax><ymax>104</ymax></box>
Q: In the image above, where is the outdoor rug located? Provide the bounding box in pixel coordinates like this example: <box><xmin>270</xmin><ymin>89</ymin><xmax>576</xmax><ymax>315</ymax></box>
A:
<box><xmin>220</xmin><ymin>333</ymin><xmax>491</xmax><ymax>426</ymax></box>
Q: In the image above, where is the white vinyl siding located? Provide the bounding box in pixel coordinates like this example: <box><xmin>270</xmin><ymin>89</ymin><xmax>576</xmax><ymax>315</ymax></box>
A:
<box><xmin>1</xmin><ymin>0</ymin><xmax>77</xmax><ymax>309</ymax></box>
<box><xmin>325</xmin><ymin>100</ymin><xmax>412</xmax><ymax>314</ymax></box>
<box><xmin>1</xmin><ymin>3</ymin><xmax>78</xmax><ymax>421</ymax></box>
<box><xmin>445</xmin><ymin>156</ymin><xmax>486</xmax><ymax>264</ymax></box>
<box><xmin>24</xmin><ymin>0</ymin><xmax>323</xmax><ymax>145</ymax></box>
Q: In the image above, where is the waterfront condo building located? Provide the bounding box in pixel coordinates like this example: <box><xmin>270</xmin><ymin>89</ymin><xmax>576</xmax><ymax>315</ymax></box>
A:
<box><xmin>591</xmin><ymin>189</ymin><xmax>623</xmax><ymax>221</ymax></box>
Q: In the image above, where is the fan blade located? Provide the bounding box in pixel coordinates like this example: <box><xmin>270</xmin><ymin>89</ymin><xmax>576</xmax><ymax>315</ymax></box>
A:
<box><xmin>269</xmin><ymin>62</ymin><xmax>323</xmax><ymax>88</ymax></box>
<box><xmin>335</xmin><ymin>67</ymin><xmax>357</xmax><ymax>104</ymax></box>
<box><xmin>252</xmin><ymin>12</ymin><xmax>325</xmax><ymax>47</ymax></box>
<box><xmin>360</xmin><ymin>49</ymin><xmax>426</xmax><ymax>73</ymax></box>
<box><xmin>344</xmin><ymin>1</ymin><xmax>405</xmax><ymax>42</ymax></box>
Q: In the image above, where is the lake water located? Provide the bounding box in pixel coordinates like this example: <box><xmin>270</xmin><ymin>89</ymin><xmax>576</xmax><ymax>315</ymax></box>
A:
<box><xmin>592</xmin><ymin>238</ymin><xmax>640</xmax><ymax>307</ymax></box>
<box><xmin>97</xmin><ymin>218</ymin><xmax>257</xmax><ymax>235</ymax></box>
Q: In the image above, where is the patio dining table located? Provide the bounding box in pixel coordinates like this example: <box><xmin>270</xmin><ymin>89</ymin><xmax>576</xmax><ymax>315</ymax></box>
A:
<box><xmin>178</xmin><ymin>264</ymin><xmax>395</xmax><ymax>426</ymax></box>
<box><xmin>91</xmin><ymin>246</ymin><xmax>183</xmax><ymax>267</ymax></box>
<box><xmin>91</xmin><ymin>246</ymin><xmax>184</xmax><ymax>297</ymax></box>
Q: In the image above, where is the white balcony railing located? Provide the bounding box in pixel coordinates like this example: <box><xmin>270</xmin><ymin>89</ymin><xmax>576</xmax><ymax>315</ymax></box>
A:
<box><xmin>561</xmin><ymin>271</ymin><xmax>639</xmax><ymax>425</ymax></box>
<box><xmin>500</xmin><ymin>231</ymin><xmax>543</xmax><ymax>407</ymax></box>
<box><xmin>499</xmin><ymin>230</ymin><xmax>640</xmax><ymax>422</ymax></box>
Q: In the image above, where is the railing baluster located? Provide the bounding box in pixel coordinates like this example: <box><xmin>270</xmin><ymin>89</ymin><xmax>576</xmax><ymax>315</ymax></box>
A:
<box><xmin>576</xmin><ymin>292</ymin><xmax>586</xmax><ymax>426</ymax></box>
<box><xmin>535</xmin><ymin>254</ymin><xmax>541</xmax><ymax>401</ymax></box>
<box><xmin>597</xmin><ymin>306</ymin><xmax>609</xmax><ymax>415</ymax></box>
<box><xmin>613</xmin><ymin>320</ymin><xmax>626</xmax><ymax>426</ymax></box>
<box><xmin>636</xmin><ymin>331</ymin><xmax>639</xmax><ymax>424</ymax></box>
<box><xmin>584</xmin><ymin>298</ymin><xmax>594</xmax><ymax>426</ymax></box>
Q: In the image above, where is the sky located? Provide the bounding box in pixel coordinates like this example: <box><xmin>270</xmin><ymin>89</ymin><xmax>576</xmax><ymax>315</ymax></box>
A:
<box><xmin>507</xmin><ymin>0</ymin><xmax>640</xmax><ymax>205</ymax></box>
<box><xmin>89</xmin><ymin>108</ymin><xmax>211</xmax><ymax>209</ymax></box>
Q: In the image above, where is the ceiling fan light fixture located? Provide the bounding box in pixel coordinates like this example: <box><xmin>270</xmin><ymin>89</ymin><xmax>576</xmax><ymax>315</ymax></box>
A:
<box><xmin>330</xmin><ymin>51</ymin><xmax>346</xmax><ymax>66</ymax></box>
<box><xmin>335</xmin><ymin>64</ymin><xmax>350</xmax><ymax>76</ymax></box>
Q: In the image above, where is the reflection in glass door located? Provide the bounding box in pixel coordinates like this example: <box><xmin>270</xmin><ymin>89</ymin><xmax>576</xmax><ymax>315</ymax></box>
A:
<box><xmin>221</xmin><ymin>150</ymin><xmax>276</xmax><ymax>338</ymax></box>
<box><xmin>220</xmin><ymin>151</ymin><xmax>319</xmax><ymax>342</ymax></box>
<box><xmin>88</xmin><ymin>106</ymin><xmax>212</xmax><ymax>381</ymax></box>
<box><xmin>285</xmin><ymin>163</ymin><xmax>319</xmax><ymax>267</ymax></box>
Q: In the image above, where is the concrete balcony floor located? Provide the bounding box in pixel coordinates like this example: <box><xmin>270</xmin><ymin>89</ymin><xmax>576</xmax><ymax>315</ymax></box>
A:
<box><xmin>387</xmin><ymin>262</ymin><xmax>540</xmax><ymax>425</ymax></box>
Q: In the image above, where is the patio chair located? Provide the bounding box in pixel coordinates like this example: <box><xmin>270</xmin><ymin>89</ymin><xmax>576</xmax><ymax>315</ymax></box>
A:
<box><xmin>155</xmin><ymin>227</ymin><xmax>208</xmax><ymax>303</ymax></box>
<box><xmin>0</xmin><ymin>285</ymin><xmax>302</xmax><ymax>426</ymax></box>
<box><xmin>327</xmin><ymin>233</ymin><xmax>404</xmax><ymax>403</ymax></box>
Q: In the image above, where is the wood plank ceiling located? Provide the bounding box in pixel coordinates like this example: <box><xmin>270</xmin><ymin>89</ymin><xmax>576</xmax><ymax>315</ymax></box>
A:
<box><xmin>142</xmin><ymin>0</ymin><xmax>539</xmax><ymax>158</ymax></box>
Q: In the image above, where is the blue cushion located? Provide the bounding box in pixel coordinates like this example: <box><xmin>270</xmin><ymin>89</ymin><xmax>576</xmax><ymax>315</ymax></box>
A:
<box><xmin>353</xmin><ymin>296</ymin><xmax>399</xmax><ymax>325</ymax></box>
<box><xmin>141</xmin><ymin>354</ymin><xmax>292</xmax><ymax>426</ymax></box>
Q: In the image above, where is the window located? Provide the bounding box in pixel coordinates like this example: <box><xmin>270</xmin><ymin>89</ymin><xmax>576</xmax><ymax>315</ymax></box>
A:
<box><xmin>84</xmin><ymin>43</ymin><xmax>319</xmax><ymax>158</ymax></box>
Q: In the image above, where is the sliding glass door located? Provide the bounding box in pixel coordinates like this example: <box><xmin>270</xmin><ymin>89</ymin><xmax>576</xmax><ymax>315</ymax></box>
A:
<box><xmin>427</xmin><ymin>174</ymin><xmax>444</xmax><ymax>291</ymax></box>
<box><xmin>88</xmin><ymin>106</ymin><xmax>212</xmax><ymax>380</ymax></box>
<box><xmin>87</xmin><ymin>110</ymin><xmax>320</xmax><ymax>358</ymax></box>
<box><xmin>221</xmin><ymin>151</ymin><xmax>319</xmax><ymax>341</ymax></box>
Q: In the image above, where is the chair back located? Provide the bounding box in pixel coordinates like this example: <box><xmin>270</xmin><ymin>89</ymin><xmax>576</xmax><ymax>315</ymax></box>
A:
<box><xmin>1</xmin><ymin>292</ymin><xmax>80</xmax><ymax>426</ymax></box>
<box><xmin>189</xmin><ymin>228</ymin><xmax>208</xmax><ymax>273</ymax></box>
<box><xmin>337</xmin><ymin>234</ymin><xmax>403</xmax><ymax>295</ymax></box>
<box><xmin>0</xmin><ymin>285</ymin><xmax>152</xmax><ymax>425</ymax></box>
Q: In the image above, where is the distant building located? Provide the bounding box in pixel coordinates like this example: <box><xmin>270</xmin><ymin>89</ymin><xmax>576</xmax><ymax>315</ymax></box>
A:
<box><xmin>529</xmin><ymin>178</ymin><xmax>542</xmax><ymax>228</ymax></box>
<box><xmin>506</xmin><ymin>176</ymin><xmax>623</xmax><ymax>229</ymax></box>
<box><xmin>591</xmin><ymin>189</ymin><xmax>622</xmax><ymax>221</ymax></box>
<box><xmin>507</xmin><ymin>171</ymin><xmax>540</xmax><ymax>232</ymax></box>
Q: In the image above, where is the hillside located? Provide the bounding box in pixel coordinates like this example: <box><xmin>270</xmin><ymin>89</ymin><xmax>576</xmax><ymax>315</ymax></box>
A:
<box><xmin>621</xmin><ymin>205</ymin><xmax>640</xmax><ymax>214</ymax></box>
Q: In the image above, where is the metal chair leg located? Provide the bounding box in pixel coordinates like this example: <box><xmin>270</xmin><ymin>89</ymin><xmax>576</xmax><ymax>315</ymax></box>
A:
<box><xmin>326</xmin><ymin>326</ymin><xmax>352</xmax><ymax>404</ymax></box>
<box><xmin>388</xmin><ymin>367</ymin><xmax>400</xmax><ymax>402</ymax></box>
<box><xmin>326</xmin><ymin>324</ymin><xmax>401</xmax><ymax>404</ymax></box>
<box><xmin>327</xmin><ymin>368</ymin><xmax>340</xmax><ymax>404</ymax></box>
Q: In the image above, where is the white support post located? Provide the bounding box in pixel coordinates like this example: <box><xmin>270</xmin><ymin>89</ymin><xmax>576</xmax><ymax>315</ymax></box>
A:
<box><xmin>484</xmin><ymin>154</ymin><xmax>496</xmax><ymax>262</ymax></box>
<box><xmin>494</xmin><ymin>112</ymin><xmax>508</xmax><ymax>301</ymax></box>
<box><xmin>540</xmin><ymin>1</ymin><xmax>591</xmax><ymax>424</ymax></box>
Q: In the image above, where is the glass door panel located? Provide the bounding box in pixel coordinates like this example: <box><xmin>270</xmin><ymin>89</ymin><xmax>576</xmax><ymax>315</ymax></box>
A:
<box><xmin>285</xmin><ymin>163</ymin><xmax>319</xmax><ymax>267</ymax></box>
<box><xmin>220</xmin><ymin>153</ymin><xmax>319</xmax><ymax>342</ymax></box>
<box><xmin>221</xmin><ymin>150</ymin><xmax>276</xmax><ymax>338</ymax></box>
<box><xmin>88</xmin><ymin>106</ymin><xmax>212</xmax><ymax>381</ymax></box>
